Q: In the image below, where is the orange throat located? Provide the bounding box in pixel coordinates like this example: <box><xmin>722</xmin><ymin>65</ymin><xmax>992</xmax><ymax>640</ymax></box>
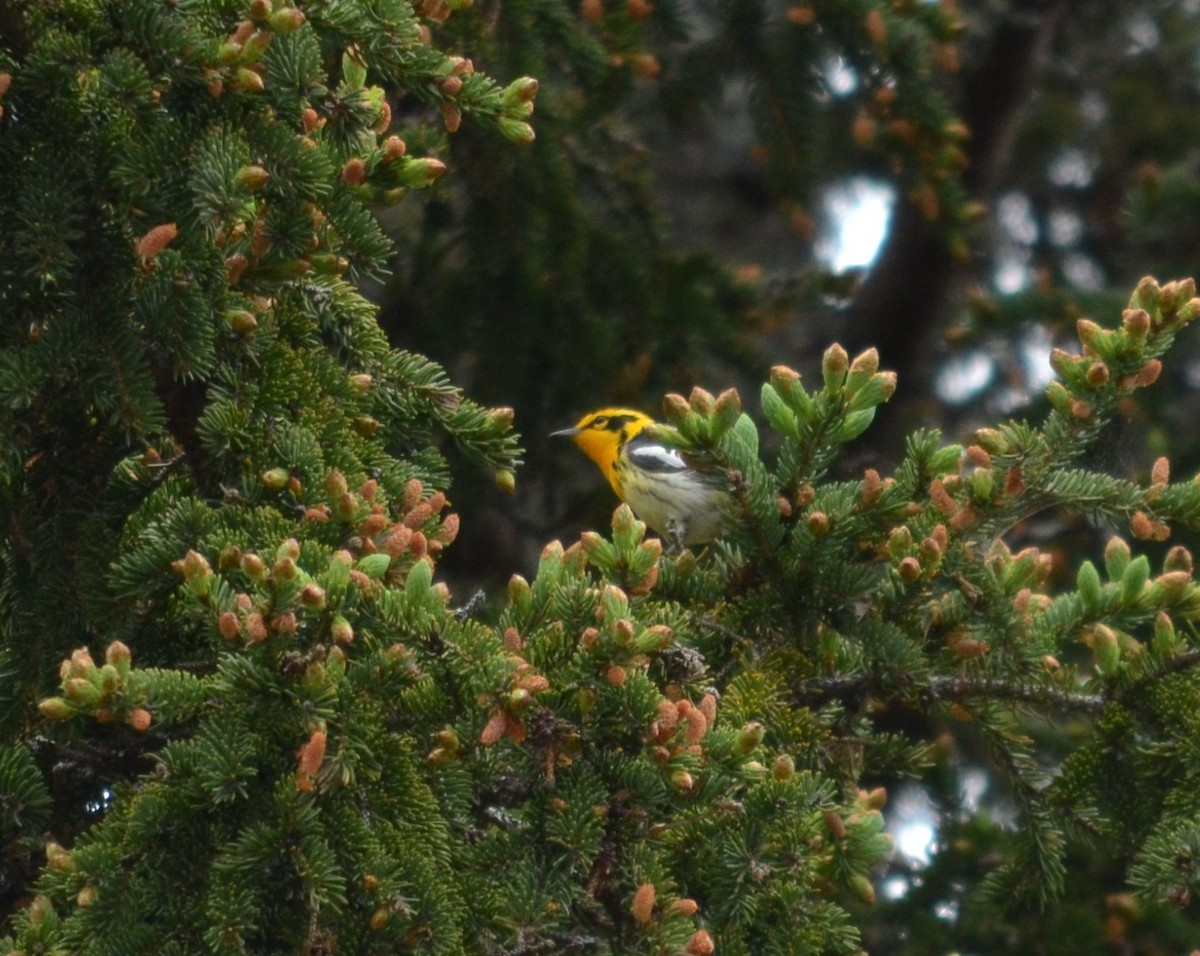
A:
<box><xmin>570</xmin><ymin>430</ymin><xmax>623</xmax><ymax>496</ymax></box>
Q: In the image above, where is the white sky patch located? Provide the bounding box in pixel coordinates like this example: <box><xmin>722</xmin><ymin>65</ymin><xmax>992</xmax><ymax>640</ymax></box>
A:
<box><xmin>961</xmin><ymin>767</ymin><xmax>989</xmax><ymax>812</ymax></box>
<box><xmin>934</xmin><ymin>899</ymin><xmax>960</xmax><ymax>922</ymax></box>
<box><xmin>1020</xmin><ymin>324</ymin><xmax>1057</xmax><ymax>393</ymax></box>
<box><xmin>1081</xmin><ymin>90</ymin><xmax>1108</xmax><ymax>125</ymax></box>
<box><xmin>86</xmin><ymin>787</ymin><xmax>114</xmax><ymax>816</ymax></box>
<box><xmin>1063</xmin><ymin>252</ymin><xmax>1106</xmax><ymax>290</ymax></box>
<box><xmin>823</xmin><ymin>56</ymin><xmax>859</xmax><ymax>97</ymax></box>
<box><xmin>897</xmin><ymin>818</ymin><xmax>936</xmax><ymax>864</ymax></box>
<box><xmin>998</xmin><ymin>192</ymin><xmax>1038</xmax><ymax>245</ymax></box>
<box><xmin>994</xmin><ymin>257</ymin><xmax>1032</xmax><ymax>294</ymax></box>
<box><xmin>935</xmin><ymin>349</ymin><xmax>996</xmax><ymax>404</ymax></box>
<box><xmin>1048</xmin><ymin>149</ymin><xmax>1097</xmax><ymax>189</ymax></box>
<box><xmin>889</xmin><ymin>783</ymin><xmax>938</xmax><ymax>866</ymax></box>
<box><xmin>1126</xmin><ymin>13</ymin><xmax>1161</xmax><ymax>52</ymax></box>
<box><xmin>1048</xmin><ymin>208</ymin><xmax>1083</xmax><ymax>247</ymax></box>
<box><xmin>816</xmin><ymin>178</ymin><xmax>896</xmax><ymax>272</ymax></box>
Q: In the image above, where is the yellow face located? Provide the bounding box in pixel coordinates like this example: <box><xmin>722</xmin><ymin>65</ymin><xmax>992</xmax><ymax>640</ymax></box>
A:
<box><xmin>554</xmin><ymin>408</ymin><xmax>654</xmax><ymax>493</ymax></box>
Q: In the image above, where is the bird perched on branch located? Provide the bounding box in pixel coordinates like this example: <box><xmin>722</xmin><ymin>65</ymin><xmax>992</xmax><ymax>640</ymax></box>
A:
<box><xmin>553</xmin><ymin>408</ymin><xmax>726</xmax><ymax>550</ymax></box>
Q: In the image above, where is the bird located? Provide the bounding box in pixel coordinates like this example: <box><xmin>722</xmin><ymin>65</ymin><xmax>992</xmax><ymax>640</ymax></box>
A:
<box><xmin>552</xmin><ymin>408</ymin><xmax>727</xmax><ymax>550</ymax></box>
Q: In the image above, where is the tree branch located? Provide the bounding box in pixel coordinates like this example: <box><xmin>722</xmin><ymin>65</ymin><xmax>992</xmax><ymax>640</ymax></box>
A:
<box><xmin>926</xmin><ymin>674</ymin><xmax>1105</xmax><ymax>713</ymax></box>
<box><xmin>790</xmin><ymin>671</ymin><xmax>1107</xmax><ymax>713</ymax></box>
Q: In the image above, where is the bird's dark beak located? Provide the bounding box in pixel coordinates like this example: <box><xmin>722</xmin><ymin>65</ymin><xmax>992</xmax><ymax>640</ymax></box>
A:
<box><xmin>550</xmin><ymin>426</ymin><xmax>580</xmax><ymax>438</ymax></box>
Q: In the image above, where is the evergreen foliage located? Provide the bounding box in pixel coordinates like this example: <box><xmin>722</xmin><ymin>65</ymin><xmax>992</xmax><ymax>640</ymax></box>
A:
<box><xmin>6</xmin><ymin>0</ymin><xmax>1200</xmax><ymax>952</ymax></box>
<box><xmin>382</xmin><ymin>0</ymin><xmax>969</xmax><ymax>470</ymax></box>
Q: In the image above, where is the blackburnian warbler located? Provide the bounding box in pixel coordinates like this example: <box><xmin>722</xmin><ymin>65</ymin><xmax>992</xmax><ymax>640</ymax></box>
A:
<box><xmin>552</xmin><ymin>408</ymin><xmax>727</xmax><ymax>549</ymax></box>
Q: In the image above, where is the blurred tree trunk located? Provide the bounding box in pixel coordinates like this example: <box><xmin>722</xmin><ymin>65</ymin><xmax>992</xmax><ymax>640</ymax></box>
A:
<box><xmin>845</xmin><ymin>0</ymin><xmax>1075</xmax><ymax>436</ymax></box>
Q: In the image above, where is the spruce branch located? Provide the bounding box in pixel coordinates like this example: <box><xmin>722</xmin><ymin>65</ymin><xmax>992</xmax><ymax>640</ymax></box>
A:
<box><xmin>788</xmin><ymin>671</ymin><xmax>1108</xmax><ymax>714</ymax></box>
<box><xmin>482</xmin><ymin>932</ymin><xmax>602</xmax><ymax>955</ymax></box>
<box><xmin>1117</xmin><ymin>647</ymin><xmax>1200</xmax><ymax>706</ymax></box>
<box><xmin>926</xmin><ymin>675</ymin><xmax>1106</xmax><ymax>714</ymax></box>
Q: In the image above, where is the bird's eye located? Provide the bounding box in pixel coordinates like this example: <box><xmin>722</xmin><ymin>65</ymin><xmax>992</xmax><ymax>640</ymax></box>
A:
<box><xmin>591</xmin><ymin>415</ymin><xmax>608</xmax><ymax>428</ymax></box>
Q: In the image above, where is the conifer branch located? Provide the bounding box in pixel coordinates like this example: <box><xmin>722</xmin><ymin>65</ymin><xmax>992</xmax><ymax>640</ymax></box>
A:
<box><xmin>789</xmin><ymin>671</ymin><xmax>1108</xmax><ymax>714</ymax></box>
<box><xmin>483</xmin><ymin>932</ymin><xmax>602</xmax><ymax>955</ymax></box>
<box><xmin>926</xmin><ymin>675</ymin><xmax>1106</xmax><ymax>714</ymax></box>
<box><xmin>1118</xmin><ymin>648</ymin><xmax>1200</xmax><ymax>704</ymax></box>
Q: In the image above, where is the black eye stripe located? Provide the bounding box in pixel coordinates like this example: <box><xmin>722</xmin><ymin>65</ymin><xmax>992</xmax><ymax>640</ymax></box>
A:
<box><xmin>591</xmin><ymin>413</ymin><xmax>637</xmax><ymax>431</ymax></box>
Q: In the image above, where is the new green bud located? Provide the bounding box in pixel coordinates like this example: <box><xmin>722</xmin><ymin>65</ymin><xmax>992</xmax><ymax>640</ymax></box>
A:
<box><xmin>331</xmin><ymin>615</ymin><xmax>354</xmax><ymax>645</ymax></box>
<box><xmin>712</xmin><ymin>388</ymin><xmax>742</xmax><ymax>435</ymax></box>
<box><xmin>1104</xmin><ymin>536</ymin><xmax>1131</xmax><ymax>581</ymax></box>
<box><xmin>847</xmin><ymin>347</ymin><xmax>879</xmax><ymax>380</ymax></box>
<box><xmin>1091</xmin><ymin>623</ymin><xmax>1120</xmax><ymax>673</ymax></box>
<box><xmin>1152</xmin><ymin>570</ymin><xmax>1193</xmax><ymax>603</ymax></box>
<box><xmin>968</xmin><ymin>466</ymin><xmax>994</xmax><ymax>501</ymax></box>
<box><xmin>225</xmin><ymin>309</ymin><xmax>258</xmax><ymax>334</ymax></box>
<box><xmin>580</xmin><ymin>525</ymin><xmax>614</xmax><ymax>563</ymax></box>
<box><xmin>231</xmin><ymin>67</ymin><xmax>264</xmax><ymax>93</ymax></box>
<box><xmin>240</xmin><ymin>29</ymin><xmax>272</xmax><ymax>62</ymax></box>
<box><xmin>1076</xmin><ymin>561</ymin><xmax>1103</xmax><ymax>611</ymax></box>
<box><xmin>268</xmin><ymin>7</ymin><xmax>306</xmax><ymax>32</ymax></box>
<box><xmin>821</xmin><ymin>343</ymin><xmax>850</xmax><ymax>392</ymax></box>
<box><xmin>342</xmin><ymin>49</ymin><xmax>367</xmax><ymax>90</ymax></box>
<box><xmin>1121</xmin><ymin>307</ymin><xmax>1150</xmax><ymax>347</ymax></box>
<box><xmin>1152</xmin><ymin>612</ymin><xmax>1178</xmax><ymax>656</ymax></box>
<box><xmin>218</xmin><ymin>41</ymin><xmax>243</xmax><ymax>64</ymax></box>
<box><xmin>356</xmin><ymin>553</ymin><xmax>391</xmax><ymax>580</ymax></box>
<box><xmin>273</xmin><ymin>555</ymin><xmax>297</xmax><ymax>581</ymax></box>
<box><xmin>98</xmin><ymin>664</ymin><xmax>120</xmax><ymax>696</ymax></box>
<box><xmin>973</xmin><ymin>427</ymin><xmax>1009</xmax><ymax>455</ymax></box>
<box><xmin>1120</xmin><ymin>555</ymin><xmax>1151</xmax><ymax>604</ymax></box>
<box><xmin>325</xmin><ymin>470</ymin><xmax>349</xmax><ymax>499</ymax></box>
<box><xmin>309</xmin><ymin>254</ymin><xmax>348</xmax><ymax>275</ymax></box>
<box><xmin>64</xmin><ymin>677</ymin><xmax>100</xmax><ymax>706</ymax></box>
<box><xmin>846</xmin><ymin>371</ymin><xmax>897</xmax><ymax>412</ymax></box>
<box><xmin>241</xmin><ymin>552</ymin><xmax>266</xmax><ymax>580</ymax></box>
<box><xmin>886</xmin><ymin>525</ymin><xmax>913</xmax><ymax>560</ymax></box>
<box><xmin>1045</xmin><ymin>380</ymin><xmax>1071</xmax><ymax>412</ymax></box>
<box><xmin>38</xmin><ymin>696</ymin><xmax>75</xmax><ymax>720</ymax></box>
<box><xmin>1131</xmin><ymin>275</ymin><xmax>1161</xmax><ymax>314</ymax></box>
<box><xmin>1164</xmin><ymin>546</ymin><xmax>1193</xmax><ymax>575</ymax></box>
<box><xmin>501</xmin><ymin>76</ymin><xmax>539</xmax><ymax>107</ymax></box>
<box><xmin>397</xmin><ymin>157</ymin><xmax>448</xmax><ymax>188</ymax></box>
<box><xmin>235</xmin><ymin>164</ymin><xmax>269</xmax><ymax>190</ymax></box>
<box><xmin>848</xmin><ymin>874</ymin><xmax>875</xmax><ymax>905</ymax></box>
<box><xmin>497</xmin><ymin>118</ymin><xmax>535</xmax><ymax>144</ymax></box>
<box><xmin>927</xmin><ymin>444</ymin><xmax>963</xmax><ymax>476</ymax></box>
<box><xmin>1176</xmin><ymin>297</ymin><xmax>1200</xmax><ymax>324</ymax></box>
<box><xmin>494</xmin><ymin>468</ymin><xmax>516</xmax><ymax>495</ymax></box>
<box><xmin>611</xmin><ymin>503</ymin><xmax>645</xmax><ymax>546</ymax></box>
<box><xmin>507</xmin><ymin>573</ymin><xmax>532</xmax><ymax>609</ymax></box>
<box><xmin>736</xmin><ymin>721</ymin><xmax>765</xmax><ymax>753</ymax></box>
<box><xmin>768</xmin><ymin>364</ymin><xmax>802</xmax><ymax>398</ymax></box>
<box><xmin>760</xmin><ymin>382</ymin><xmax>799</xmax><ymax>437</ymax></box>
<box><xmin>105</xmin><ymin>640</ymin><xmax>132</xmax><ymax>678</ymax></box>
<box><xmin>661</xmin><ymin>392</ymin><xmax>691</xmax><ymax>421</ymax></box>
<box><xmin>489</xmin><ymin>406</ymin><xmax>515</xmax><ymax>431</ymax></box>
<box><xmin>261</xmin><ymin>467</ymin><xmax>290</xmax><ymax>491</ymax></box>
